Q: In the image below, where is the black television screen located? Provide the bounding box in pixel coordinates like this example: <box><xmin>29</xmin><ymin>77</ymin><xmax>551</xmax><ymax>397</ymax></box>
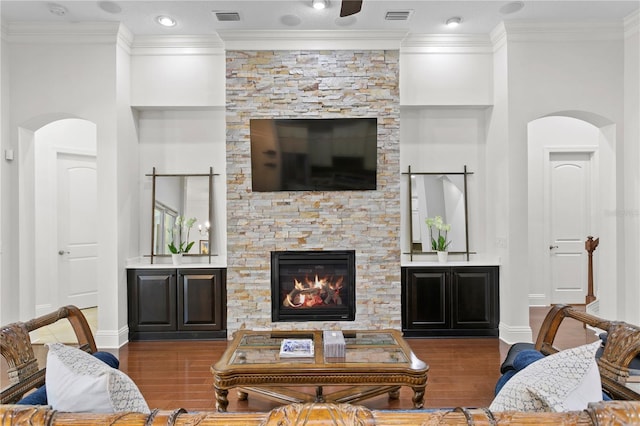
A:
<box><xmin>250</xmin><ymin>118</ymin><xmax>377</xmax><ymax>191</ymax></box>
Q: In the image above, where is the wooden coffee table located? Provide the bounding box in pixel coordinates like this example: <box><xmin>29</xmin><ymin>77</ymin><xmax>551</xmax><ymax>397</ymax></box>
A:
<box><xmin>211</xmin><ymin>329</ymin><xmax>428</xmax><ymax>412</ymax></box>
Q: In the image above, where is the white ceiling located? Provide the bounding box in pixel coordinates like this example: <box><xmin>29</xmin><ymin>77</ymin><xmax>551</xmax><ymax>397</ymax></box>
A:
<box><xmin>1</xmin><ymin>1</ymin><xmax>638</xmax><ymax>37</ymax></box>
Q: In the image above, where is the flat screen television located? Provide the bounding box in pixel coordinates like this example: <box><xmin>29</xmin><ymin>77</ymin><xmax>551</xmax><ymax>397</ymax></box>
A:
<box><xmin>250</xmin><ymin>118</ymin><xmax>377</xmax><ymax>191</ymax></box>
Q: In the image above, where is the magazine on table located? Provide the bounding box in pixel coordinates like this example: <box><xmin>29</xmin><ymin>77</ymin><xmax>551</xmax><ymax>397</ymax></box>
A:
<box><xmin>279</xmin><ymin>339</ymin><xmax>315</xmax><ymax>358</ymax></box>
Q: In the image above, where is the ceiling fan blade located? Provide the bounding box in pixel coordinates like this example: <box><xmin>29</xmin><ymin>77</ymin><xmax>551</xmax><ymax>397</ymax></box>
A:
<box><xmin>340</xmin><ymin>0</ymin><xmax>363</xmax><ymax>17</ymax></box>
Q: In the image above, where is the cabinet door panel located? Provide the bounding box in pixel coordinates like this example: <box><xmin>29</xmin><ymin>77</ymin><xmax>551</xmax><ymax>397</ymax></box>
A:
<box><xmin>128</xmin><ymin>269</ymin><xmax>177</xmax><ymax>332</ymax></box>
<box><xmin>403</xmin><ymin>269</ymin><xmax>449</xmax><ymax>329</ymax></box>
<box><xmin>452</xmin><ymin>268</ymin><xmax>498</xmax><ymax>329</ymax></box>
<box><xmin>178</xmin><ymin>269</ymin><xmax>223</xmax><ymax>331</ymax></box>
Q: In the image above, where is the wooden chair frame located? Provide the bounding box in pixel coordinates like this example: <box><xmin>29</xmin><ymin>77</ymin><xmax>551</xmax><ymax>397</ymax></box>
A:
<box><xmin>1</xmin><ymin>305</ymin><xmax>97</xmax><ymax>404</ymax></box>
<box><xmin>533</xmin><ymin>304</ymin><xmax>640</xmax><ymax>400</ymax></box>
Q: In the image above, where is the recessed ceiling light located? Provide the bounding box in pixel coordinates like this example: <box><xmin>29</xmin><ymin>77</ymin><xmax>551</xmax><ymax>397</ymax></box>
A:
<box><xmin>312</xmin><ymin>0</ymin><xmax>328</xmax><ymax>10</ymax></box>
<box><xmin>446</xmin><ymin>17</ymin><xmax>462</xmax><ymax>28</ymax></box>
<box><xmin>156</xmin><ymin>15</ymin><xmax>177</xmax><ymax>27</ymax></box>
<box><xmin>47</xmin><ymin>3</ymin><xmax>68</xmax><ymax>17</ymax></box>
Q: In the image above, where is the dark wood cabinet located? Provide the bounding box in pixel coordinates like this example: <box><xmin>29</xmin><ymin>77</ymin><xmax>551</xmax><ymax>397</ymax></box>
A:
<box><xmin>127</xmin><ymin>268</ymin><xmax>226</xmax><ymax>340</ymax></box>
<box><xmin>402</xmin><ymin>266</ymin><xmax>499</xmax><ymax>337</ymax></box>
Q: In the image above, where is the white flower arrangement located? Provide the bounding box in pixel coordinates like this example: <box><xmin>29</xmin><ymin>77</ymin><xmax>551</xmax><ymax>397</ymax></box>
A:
<box><xmin>168</xmin><ymin>216</ymin><xmax>197</xmax><ymax>254</ymax></box>
<box><xmin>426</xmin><ymin>216</ymin><xmax>451</xmax><ymax>252</ymax></box>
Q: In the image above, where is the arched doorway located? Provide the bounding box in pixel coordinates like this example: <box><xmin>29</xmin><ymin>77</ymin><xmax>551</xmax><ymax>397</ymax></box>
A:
<box><xmin>527</xmin><ymin>113</ymin><xmax>616</xmax><ymax>316</ymax></box>
<box><xmin>18</xmin><ymin>117</ymin><xmax>98</xmax><ymax>318</ymax></box>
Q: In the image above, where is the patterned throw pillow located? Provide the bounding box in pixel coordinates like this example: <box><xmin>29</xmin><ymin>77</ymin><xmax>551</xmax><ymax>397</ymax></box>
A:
<box><xmin>490</xmin><ymin>341</ymin><xmax>602</xmax><ymax>412</ymax></box>
<box><xmin>45</xmin><ymin>343</ymin><xmax>150</xmax><ymax>413</ymax></box>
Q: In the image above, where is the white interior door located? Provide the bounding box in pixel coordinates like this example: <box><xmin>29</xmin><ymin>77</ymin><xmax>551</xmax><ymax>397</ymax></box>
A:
<box><xmin>57</xmin><ymin>153</ymin><xmax>98</xmax><ymax>308</ymax></box>
<box><xmin>547</xmin><ymin>152</ymin><xmax>592</xmax><ymax>304</ymax></box>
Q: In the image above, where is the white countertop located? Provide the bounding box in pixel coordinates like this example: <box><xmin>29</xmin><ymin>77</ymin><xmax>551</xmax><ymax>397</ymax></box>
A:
<box><xmin>126</xmin><ymin>257</ymin><xmax>227</xmax><ymax>269</ymax></box>
<box><xmin>401</xmin><ymin>254</ymin><xmax>501</xmax><ymax>267</ymax></box>
<box><xmin>401</xmin><ymin>260</ymin><xmax>501</xmax><ymax>267</ymax></box>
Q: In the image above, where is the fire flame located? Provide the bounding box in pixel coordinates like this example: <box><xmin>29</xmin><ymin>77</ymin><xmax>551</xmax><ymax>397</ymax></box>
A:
<box><xmin>284</xmin><ymin>274</ymin><xmax>344</xmax><ymax>308</ymax></box>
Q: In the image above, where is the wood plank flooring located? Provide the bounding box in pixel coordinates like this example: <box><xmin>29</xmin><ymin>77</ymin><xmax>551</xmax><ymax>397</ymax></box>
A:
<box><xmin>116</xmin><ymin>305</ymin><xmax>599</xmax><ymax>412</ymax></box>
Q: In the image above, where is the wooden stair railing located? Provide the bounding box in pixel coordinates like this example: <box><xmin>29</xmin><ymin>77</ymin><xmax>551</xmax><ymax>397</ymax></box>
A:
<box><xmin>585</xmin><ymin>235</ymin><xmax>599</xmax><ymax>305</ymax></box>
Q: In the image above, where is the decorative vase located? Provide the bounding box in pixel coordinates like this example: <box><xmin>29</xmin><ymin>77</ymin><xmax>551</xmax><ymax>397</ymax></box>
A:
<box><xmin>437</xmin><ymin>251</ymin><xmax>448</xmax><ymax>263</ymax></box>
<box><xmin>171</xmin><ymin>253</ymin><xmax>182</xmax><ymax>265</ymax></box>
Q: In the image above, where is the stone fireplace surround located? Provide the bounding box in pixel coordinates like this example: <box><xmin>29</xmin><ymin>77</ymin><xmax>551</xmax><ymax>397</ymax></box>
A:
<box><xmin>226</xmin><ymin>50</ymin><xmax>400</xmax><ymax>336</ymax></box>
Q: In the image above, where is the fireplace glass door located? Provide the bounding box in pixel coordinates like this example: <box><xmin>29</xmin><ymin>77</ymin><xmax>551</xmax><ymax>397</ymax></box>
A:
<box><xmin>271</xmin><ymin>250</ymin><xmax>356</xmax><ymax>322</ymax></box>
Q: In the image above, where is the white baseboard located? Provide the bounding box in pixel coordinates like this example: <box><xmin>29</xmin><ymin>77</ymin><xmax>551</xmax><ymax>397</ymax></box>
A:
<box><xmin>585</xmin><ymin>300</ymin><xmax>604</xmax><ymax>335</ymax></box>
<box><xmin>499</xmin><ymin>322</ymin><xmax>533</xmax><ymax>345</ymax></box>
<box><xmin>586</xmin><ymin>299</ymin><xmax>600</xmax><ymax>316</ymax></box>
<box><xmin>528</xmin><ymin>293</ymin><xmax>548</xmax><ymax>307</ymax></box>
<box><xmin>95</xmin><ymin>325</ymin><xmax>129</xmax><ymax>349</ymax></box>
<box><xmin>35</xmin><ymin>303</ymin><xmax>54</xmax><ymax>317</ymax></box>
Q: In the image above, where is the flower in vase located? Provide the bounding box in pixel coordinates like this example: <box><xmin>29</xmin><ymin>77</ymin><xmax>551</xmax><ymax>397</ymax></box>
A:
<box><xmin>168</xmin><ymin>216</ymin><xmax>197</xmax><ymax>254</ymax></box>
<box><xmin>426</xmin><ymin>216</ymin><xmax>452</xmax><ymax>252</ymax></box>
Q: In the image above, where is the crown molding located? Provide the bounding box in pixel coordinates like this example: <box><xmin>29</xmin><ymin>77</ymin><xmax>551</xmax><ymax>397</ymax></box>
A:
<box><xmin>489</xmin><ymin>22</ymin><xmax>508</xmax><ymax>52</ymax></box>
<box><xmin>624</xmin><ymin>10</ymin><xmax>639</xmax><ymax>38</ymax></box>
<box><xmin>503</xmin><ymin>21</ymin><xmax>624</xmax><ymax>42</ymax></box>
<box><xmin>217</xmin><ymin>30</ymin><xmax>407</xmax><ymax>50</ymax></box>
<box><xmin>131</xmin><ymin>35</ymin><xmax>225</xmax><ymax>56</ymax></box>
<box><xmin>5</xmin><ymin>21</ymin><xmax>121</xmax><ymax>44</ymax></box>
<box><xmin>117</xmin><ymin>24</ymin><xmax>134</xmax><ymax>54</ymax></box>
<box><xmin>400</xmin><ymin>34</ymin><xmax>493</xmax><ymax>54</ymax></box>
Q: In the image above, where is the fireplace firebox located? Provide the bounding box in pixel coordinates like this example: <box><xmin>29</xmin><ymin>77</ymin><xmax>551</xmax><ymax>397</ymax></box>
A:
<box><xmin>271</xmin><ymin>250</ymin><xmax>356</xmax><ymax>322</ymax></box>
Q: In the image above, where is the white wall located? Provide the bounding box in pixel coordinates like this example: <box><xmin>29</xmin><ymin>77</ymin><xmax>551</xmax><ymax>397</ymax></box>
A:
<box><xmin>136</xmin><ymin>108</ymin><xmax>227</xmax><ymax>264</ymax></box>
<box><xmin>400</xmin><ymin>35</ymin><xmax>493</xmax><ymax>106</ymax></box>
<box><xmin>399</xmin><ymin>32</ymin><xmax>494</xmax><ymax>264</ymax></box>
<box><xmin>0</xmin><ymin>24</ymin><xmax>227</xmax><ymax>345</ymax></box>
<box><xmin>130</xmin><ymin>37</ymin><xmax>227</xmax><ymax>267</ymax></box>
<box><xmin>487</xmin><ymin>25</ymin><xmax>529</xmax><ymax>343</ymax></box>
<box><xmin>505</xmin><ymin>22</ymin><xmax>625</xmax><ymax>323</ymax></box>
<box><xmin>130</xmin><ymin>36</ymin><xmax>225</xmax><ymax>108</ymax></box>
<box><xmin>400</xmin><ymin>107</ymin><xmax>487</xmax><ymax>261</ymax></box>
<box><xmin>0</xmin><ymin>19</ymin><xmax>12</xmax><ymax>325</ymax></box>
<box><xmin>109</xmin><ymin>33</ymin><xmax>140</xmax><ymax>348</ymax></box>
<box><xmin>623</xmin><ymin>12</ymin><xmax>640</xmax><ymax>325</ymax></box>
<box><xmin>4</xmin><ymin>23</ymin><xmax>121</xmax><ymax>329</ymax></box>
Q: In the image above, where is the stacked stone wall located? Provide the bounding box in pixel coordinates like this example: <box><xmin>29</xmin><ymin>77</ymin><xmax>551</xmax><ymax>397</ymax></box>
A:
<box><xmin>226</xmin><ymin>50</ymin><xmax>400</xmax><ymax>335</ymax></box>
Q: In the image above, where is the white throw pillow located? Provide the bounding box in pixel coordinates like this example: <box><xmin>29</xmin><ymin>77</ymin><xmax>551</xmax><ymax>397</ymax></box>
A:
<box><xmin>45</xmin><ymin>343</ymin><xmax>150</xmax><ymax>413</ymax></box>
<box><xmin>490</xmin><ymin>341</ymin><xmax>602</xmax><ymax>412</ymax></box>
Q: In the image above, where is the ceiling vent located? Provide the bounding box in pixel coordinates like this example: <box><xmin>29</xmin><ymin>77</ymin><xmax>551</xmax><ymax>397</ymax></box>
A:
<box><xmin>384</xmin><ymin>10</ymin><xmax>413</xmax><ymax>21</ymax></box>
<box><xmin>214</xmin><ymin>11</ymin><xmax>241</xmax><ymax>22</ymax></box>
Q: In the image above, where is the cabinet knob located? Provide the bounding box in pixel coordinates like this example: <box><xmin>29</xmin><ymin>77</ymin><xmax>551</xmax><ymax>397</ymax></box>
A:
<box><xmin>549</xmin><ymin>245</ymin><xmax>558</xmax><ymax>250</ymax></box>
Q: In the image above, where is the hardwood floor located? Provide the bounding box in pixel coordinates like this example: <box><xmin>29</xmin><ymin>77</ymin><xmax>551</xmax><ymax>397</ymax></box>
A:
<box><xmin>115</xmin><ymin>306</ymin><xmax>597</xmax><ymax>412</ymax></box>
<box><xmin>118</xmin><ymin>336</ymin><xmax>503</xmax><ymax>412</ymax></box>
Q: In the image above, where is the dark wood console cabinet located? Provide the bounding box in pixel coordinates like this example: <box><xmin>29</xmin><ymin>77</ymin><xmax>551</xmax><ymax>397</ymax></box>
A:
<box><xmin>127</xmin><ymin>268</ymin><xmax>226</xmax><ymax>340</ymax></box>
<box><xmin>402</xmin><ymin>266</ymin><xmax>499</xmax><ymax>337</ymax></box>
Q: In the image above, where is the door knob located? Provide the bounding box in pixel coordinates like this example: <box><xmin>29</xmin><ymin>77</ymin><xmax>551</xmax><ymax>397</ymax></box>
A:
<box><xmin>549</xmin><ymin>245</ymin><xmax>558</xmax><ymax>250</ymax></box>
<box><xmin>58</xmin><ymin>250</ymin><xmax>70</xmax><ymax>255</ymax></box>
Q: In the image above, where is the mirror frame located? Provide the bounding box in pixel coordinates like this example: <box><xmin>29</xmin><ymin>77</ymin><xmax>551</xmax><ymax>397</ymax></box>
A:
<box><xmin>404</xmin><ymin>165</ymin><xmax>472</xmax><ymax>261</ymax></box>
<box><xmin>148</xmin><ymin>167</ymin><xmax>216</xmax><ymax>264</ymax></box>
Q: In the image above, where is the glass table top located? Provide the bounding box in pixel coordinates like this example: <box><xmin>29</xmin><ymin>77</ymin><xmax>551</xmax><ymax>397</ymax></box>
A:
<box><xmin>229</xmin><ymin>330</ymin><xmax>409</xmax><ymax>366</ymax></box>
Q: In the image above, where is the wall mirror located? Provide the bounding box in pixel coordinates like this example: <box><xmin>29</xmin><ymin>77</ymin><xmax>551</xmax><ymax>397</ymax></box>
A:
<box><xmin>406</xmin><ymin>166</ymin><xmax>471</xmax><ymax>259</ymax></box>
<box><xmin>148</xmin><ymin>168</ymin><xmax>215</xmax><ymax>263</ymax></box>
